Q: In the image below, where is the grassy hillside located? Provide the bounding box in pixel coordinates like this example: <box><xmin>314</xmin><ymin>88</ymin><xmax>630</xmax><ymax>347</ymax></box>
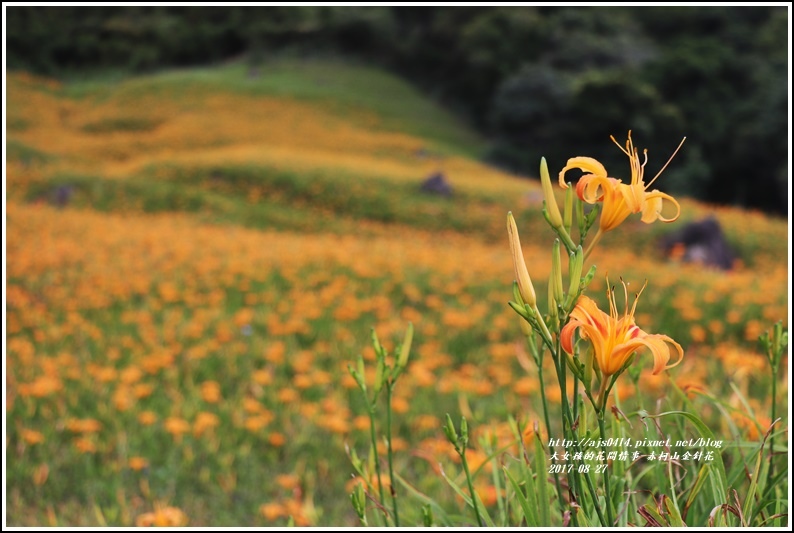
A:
<box><xmin>5</xmin><ymin>60</ymin><xmax>789</xmax><ymax>526</ymax></box>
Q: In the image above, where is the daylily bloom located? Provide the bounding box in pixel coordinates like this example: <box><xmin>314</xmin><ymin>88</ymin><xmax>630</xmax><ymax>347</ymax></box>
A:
<box><xmin>561</xmin><ymin>280</ymin><xmax>683</xmax><ymax>377</ymax></box>
<box><xmin>558</xmin><ymin>131</ymin><xmax>684</xmax><ymax>232</ymax></box>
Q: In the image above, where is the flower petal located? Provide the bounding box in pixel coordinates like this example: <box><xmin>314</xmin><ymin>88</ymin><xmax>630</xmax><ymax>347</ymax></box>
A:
<box><xmin>620</xmin><ymin>182</ymin><xmax>646</xmax><ymax>215</ymax></box>
<box><xmin>642</xmin><ymin>190</ymin><xmax>681</xmax><ymax>223</ymax></box>
<box><xmin>559</xmin><ymin>157</ymin><xmax>608</xmax><ymax>188</ymax></box>
<box><xmin>569</xmin><ymin>296</ymin><xmax>609</xmax><ymax>337</ymax></box>
<box><xmin>576</xmin><ymin>175</ymin><xmax>616</xmax><ymax>204</ymax></box>
<box><xmin>638</xmin><ymin>334</ymin><xmax>684</xmax><ymax>374</ymax></box>
<box><xmin>560</xmin><ymin>319</ymin><xmax>579</xmax><ymax>355</ymax></box>
<box><xmin>604</xmin><ymin>340</ymin><xmax>644</xmax><ymax>375</ymax></box>
<box><xmin>598</xmin><ymin>182</ymin><xmax>634</xmax><ymax>232</ymax></box>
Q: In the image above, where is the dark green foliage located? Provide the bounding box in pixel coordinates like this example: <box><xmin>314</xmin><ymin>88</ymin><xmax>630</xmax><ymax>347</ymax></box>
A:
<box><xmin>6</xmin><ymin>6</ymin><xmax>787</xmax><ymax>213</ymax></box>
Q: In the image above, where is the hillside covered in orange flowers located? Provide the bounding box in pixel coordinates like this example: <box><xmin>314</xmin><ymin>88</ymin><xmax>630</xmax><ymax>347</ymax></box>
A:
<box><xmin>6</xmin><ymin>61</ymin><xmax>788</xmax><ymax>526</ymax></box>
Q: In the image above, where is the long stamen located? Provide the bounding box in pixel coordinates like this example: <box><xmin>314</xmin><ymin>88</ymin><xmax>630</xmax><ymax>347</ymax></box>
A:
<box><xmin>610</xmin><ymin>134</ymin><xmax>632</xmax><ymax>158</ymax></box>
<box><xmin>630</xmin><ymin>148</ymin><xmax>640</xmax><ymax>184</ymax></box>
<box><xmin>608</xmin><ymin>284</ymin><xmax>618</xmax><ymax>321</ymax></box>
<box><xmin>646</xmin><ymin>136</ymin><xmax>686</xmax><ymax>189</ymax></box>
<box><xmin>640</xmin><ymin>149</ymin><xmax>648</xmax><ymax>180</ymax></box>
<box><xmin>629</xmin><ymin>280</ymin><xmax>649</xmax><ymax>318</ymax></box>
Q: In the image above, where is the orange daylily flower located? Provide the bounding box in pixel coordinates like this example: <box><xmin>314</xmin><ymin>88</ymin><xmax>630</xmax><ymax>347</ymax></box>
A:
<box><xmin>136</xmin><ymin>505</ymin><xmax>188</xmax><ymax>527</ymax></box>
<box><xmin>558</xmin><ymin>131</ymin><xmax>684</xmax><ymax>232</ymax></box>
<box><xmin>561</xmin><ymin>280</ymin><xmax>684</xmax><ymax>377</ymax></box>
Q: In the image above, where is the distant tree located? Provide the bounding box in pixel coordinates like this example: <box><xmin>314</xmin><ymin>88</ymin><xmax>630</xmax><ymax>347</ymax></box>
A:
<box><xmin>5</xmin><ymin>5</ymin><xmax>788</xmax><ymax>213</ymax></box>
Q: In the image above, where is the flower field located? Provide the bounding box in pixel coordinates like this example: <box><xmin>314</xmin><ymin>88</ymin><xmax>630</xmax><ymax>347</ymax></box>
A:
<box><xmin>5</xmin><ymin>61</ymin><xmax>789</xmax><ymax>526</ymax></box>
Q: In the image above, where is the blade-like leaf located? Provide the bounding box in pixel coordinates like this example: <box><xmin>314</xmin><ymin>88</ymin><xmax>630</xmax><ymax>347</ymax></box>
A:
<box><xmin>392</xmin><ymin>471</ymin><xmax>452</xmax><ymax>526</ymax></box>
<box><xmin>504</xmin><ymin>466</ymin><xmax>538</xmax><ymax>527</ymax></box>
<box><xmin>663</xmin><ymin>494</ymin><xmax>685</xmax><ymax>527</ymax></box>
<box><xmin>652</xmin><ymin>411</ymin><xmax>728</xmax><ymax>506</ymax></box>
<box><xmin>533</xmin><ymin>433</ymin><xmax>550</xmax><ymax>525</ymax></box>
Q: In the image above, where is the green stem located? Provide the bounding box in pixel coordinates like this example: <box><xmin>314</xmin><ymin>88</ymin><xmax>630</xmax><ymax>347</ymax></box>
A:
<box><xmin>386</xmin><ymin>384</ymin><xmax>400</xmax><ymax>527</ymax></box>
<box><xmin>550</xmin><ymin>343</ymin><xmax>609</xmax><ymax>526</ymax></box>
<box><xmin>580</xmin><ymin>461</ymin><xmax>606</xmax><ymax>526</ymax></box>
<box><xmin>553</xmin><ymin>348</ymin><xmax>598</xmax><ymax>526</ymax></box>
<box><xmin>533</xmin><ymin>341</ymin><xmax>565</xmax><ymax>519</ymax></box>
<box><xmin>368</xmin><ymin>404</ymin><xmax>388</xmax><ymax>525</ymax></box>
<box><xmin>596</xmin><ymin>377</ymin><xmax>609</xmax><ymax>412</ymax></box>
<box><xmin>767</xmin><ymin>363</ymin><xmax>777</xmax><ymax>487</ymax></box>
<box><xmin>572</xmin><ymin>374</ymin><xmax>580</xmax><ymax>423</ymax></box>
<box><xmin>532</xmin><ymin>304</ymin><xmax>555</xmax><ymax>350</ymax></box>
<box><xmin>556</xmin><ymin>344</ymin><xmax>580</xmax><ymax>527</ymax></box>
<box><xmin>597</xmin><ymin>414</ymin><xmax>615</xmax><ymax>526</ymax></box>
<box><xmin>583</xmin><ymin>227</ymin><xmax>604</xmax><ymax>261</ymax></box>
<box><xmin>556</xmin><ymin>225</ymin><xmax>578</xmax><ymax>255</ymax></box>
<box><xmin>460</xmin><ymin>447</ymin><xmax>485</xmax><ymax>526</ymax></box>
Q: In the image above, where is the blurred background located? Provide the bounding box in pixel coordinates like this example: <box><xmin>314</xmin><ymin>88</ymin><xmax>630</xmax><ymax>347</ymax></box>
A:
<box><xmin>6</xmin><ymin>5</ymin><xmax>789</xmax><ymax>213</ymax></box>
<box><xmin>5</xmin><ymin>5</ymin><xmax>790</xmax><ymax>528</ymax></box>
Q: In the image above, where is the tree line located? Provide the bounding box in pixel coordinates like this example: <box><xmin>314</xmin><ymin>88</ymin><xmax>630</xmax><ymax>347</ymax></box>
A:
<box><xmin>7</xmin><ymin>6</ymin><xmax>788</xmax><ymax>214</ymax></box>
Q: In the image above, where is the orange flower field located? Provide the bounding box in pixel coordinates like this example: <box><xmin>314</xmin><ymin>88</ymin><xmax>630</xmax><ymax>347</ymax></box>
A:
<box><xmin>5</xmin><ymin>63</ymin><xmax>789</xmax><ymax>526</ymax></box>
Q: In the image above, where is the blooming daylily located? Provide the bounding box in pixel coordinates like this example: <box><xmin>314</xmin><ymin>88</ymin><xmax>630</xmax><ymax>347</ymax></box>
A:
<box><xmin>558</xmin><ymin>132</ymin><xmax>684</xmax><ymax>232</ymax></box>
<box><xmin>560</xmin><ymin>281</ymin><xmax>683</xmax><ymax>377</ymax></box>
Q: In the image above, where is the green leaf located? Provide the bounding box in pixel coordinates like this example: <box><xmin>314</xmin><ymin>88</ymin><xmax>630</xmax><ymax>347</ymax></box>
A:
<box><xmin>576</xmin><ymin>508</ymin><xmax>594</xmax><ymax>527</ymax></box>
<box><xmin>663</xmin><ymin>494</ymin><xmax>685</xmax><ymax>527</ymax></box>
<box><xmin>392</xmin><ymin>472</ymin><xmax>452</xmax><ymax>526</ymax></box>
<box><xmin>652</xmin><ymin>411</ymin><xmax>728</xmax><ymax>506</ymax></box>
<box><xmin>683</xmin><ymin>463</ymin><xmax>711</xmax><ymax>521</ymax></box>
<box><xmin>504</xmin><ymin>465</ymin><xmax>538</xmax><ymax>526</ymax></box>
<box><xmin>638</xmin><ymin>502</ymin><xmax>668</xmax><ymax>526</ymax></box>
<box><xmin>533</xmin><ymin>433</ymin><xmax>550</xmax><ymax>526</ymax></box>
<box><xmin>439</xmin><ymin>465</ymin><xmax>495</xmax><ymax>527</ymax></box>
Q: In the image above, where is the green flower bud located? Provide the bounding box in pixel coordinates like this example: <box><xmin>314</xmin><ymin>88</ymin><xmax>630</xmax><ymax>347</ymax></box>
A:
<box><xmin>507</xmin><ymin>212</ymin><xmax>537</xmax><ymax>308</ymax></box>
<box><xmin>396</xmin><ymin>323</ymin><xmax>413</xmax><ymax>369</ymax></box>
<box><xmin>540</xmin><ymin>157</ymin><xmax>563</xmax><ymax>229</ymax></box>
<box><xmin>564</xmin><ymin>186</ymin><xmax>574</xmax><ymax>234</ymax></box>
<box><xmin>443</xmin><ymin>413</ymin><xmax>458</xmax><ymax>445</ymax></box>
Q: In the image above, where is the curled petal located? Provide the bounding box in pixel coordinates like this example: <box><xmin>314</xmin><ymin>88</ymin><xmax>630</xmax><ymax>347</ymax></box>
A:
<box><xmin>559</xmin><ymin>157</ymin><xmax>608</xmax><ymax>188</ymax></box>
<box><xmin>563</xmin><ymin>317</ymin><xmax>614</xmax><ymax>375</ymax></box>
<box><xmin>642</xmin><ymin>190</ymin><xmax>681</xmax><ymax>223</ymax></box>
<box><xmin>640</xmin><ymin>195</ymin><xmax>663</xmax><ymax>224</ymax></box>
<box><xmin>639</xmin><ymin>334</ymin><xmax>684</xmax><ymax>374</ymax></box>
<box><xmin>577</xmin><ymin>175</ymin><xmax>617</xmax><ymax>204</ymax></box>
<box><xmin>560</xmin><ymin>320</ymin><xmax>577</xmax><ymax>355</ymax></box>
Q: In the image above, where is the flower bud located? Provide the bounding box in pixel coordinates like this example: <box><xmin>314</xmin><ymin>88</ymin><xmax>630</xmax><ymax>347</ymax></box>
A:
<box><xmin>396</xmin><ymin>323</ymin><xmax>413</xmax><ymax>369</ymax></box>
<box><xmin>370</xmin><ymin>328</ymin><xmax>383</xmax><ymax>357</ymax></box>
<box><xmin>507</xmin><ymin>212</ymin><xmax>537</xmax><ymax>307</ymax></box>
<box><xmin>540</xmin><ymin>157</ymin><xmax>564</xmax><ymax>229</ymax></box>
<box><xmin>583</xmin><ymin>345</ymin><xmax>594</xmax><ymax>392</ymax></box>
<box><xmin>443</xmin><ymin>413</ymin><xmax>458</xmax><ymax>444</ymax></box>
<box><xmin>564</xmin><ymin>186</ymin><xmax>574</xmax><ymax>234</ymax></box>
<box><xmin>374</xmin><ymin>356</ymin><xmax>386</xmax><ymax>395</ymax></box>
<box><xmin>351</xmin><ymin>482</ymin><xmax>366</xmax><ymax>519</ymax></box>
<box><xmin>349</xmin><ymin>445</ymin><xmax>364</xmax><ymax>475</ymax></box>
<box><xmin>508</xmin><ymin>300</ymin><xmax>532</xmax><ymax>320</ymax></box>
<box><xmin>348</xmin><ymin>359</ymin><xmax>367</xmax><ymax>392</ymax></box>
<box><xmin>548</xmin><ymin>276</ymin><xmax>558</xmax><ymax>323</ymax></box>
<box><xmin>565</xmin><ymin>246</ymin><xmax>584</xmax><ymax>309</ymax></box>
<box><xmin>551</xmin><ymin>239</ymin><xmax>564</xmax><ymax>304</ymax></box>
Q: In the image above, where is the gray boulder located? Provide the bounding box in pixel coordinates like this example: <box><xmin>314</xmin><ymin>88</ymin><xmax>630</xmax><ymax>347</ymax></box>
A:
<box><xmin>420</xmin><ymin>171</ymin><xmax>453</xmax><ymax>197</ymax></box>
<box><xmin>660</xmin><ymin>216</ymin><xmax>735</xmax><ymax>270</ymax></box>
